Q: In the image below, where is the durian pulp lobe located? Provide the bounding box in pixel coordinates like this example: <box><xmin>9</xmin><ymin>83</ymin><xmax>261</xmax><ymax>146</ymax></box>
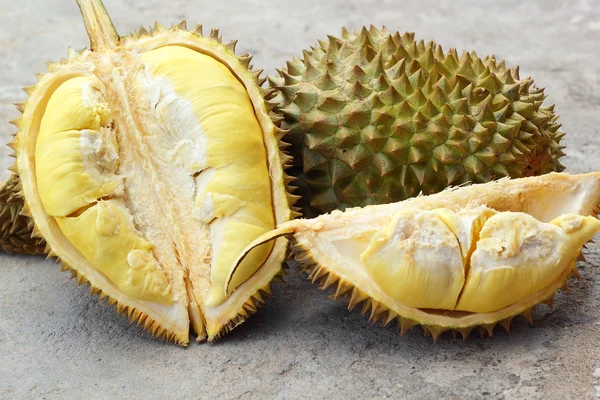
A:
<box><xmin>35</xmin><ymin>75</ymin><xmax>171</xmax><ymax>304</ymax></box>
<box><xmin>325</xmin><ymin>207</ymin><xmax>600</xmax><ymax>314</ymax></box>
<box><xmin>141</xmin><ymin>46</ymin><xmax>275</xmax><ymax>307</ymax></box>
<box><xmin>360</xmin><ymin>210</ymin><xmax>464</xmax><ymax>309</ymax></box>
<box><xmin>35</xmin><ymin>76</ymin><xmax>121</xmax><ymax>217</ymax></box>
<box><xmin>455</xmin><ymin>212</ymin><xmax>600</xmax><ymax>312</ymax></box>
<box><xmin>55</xmin><ymin>200</ymin><xmax>172</xmax><ymax>303</ymax></box>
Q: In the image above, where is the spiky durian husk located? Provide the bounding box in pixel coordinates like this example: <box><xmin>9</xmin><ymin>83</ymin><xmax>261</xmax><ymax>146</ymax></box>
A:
<box><xmin>229</xmin><ymin>172</ymin><xmax>600</xmax><ymax>341</ymax></box>
<box><xmin>59</xmin><ymin>259</ymin><xmax>189</xmax><ymax>345</ymax></box>
<box><xmin>270</xmin><ymin>26</ymin><xmax>566</xmax><ymax>217</ymax></box>
<box><xmin>210</xmin><ymin>269</ymin><xmax>287</xmax><ymax>340</ymax></box>
<box><xmin>290</xmin><ymin>238</ymin><xmax>583</xmax><ymax>342</ymax></box>
<box><xmin>0</xmin><ymin>174</ymin><xmax>45</xmax><ymax>254</ymax></box>
<box><xmin>12</xmin><ymin>19</ymin><xmax>300</xmax><ymax>344</ymax></box>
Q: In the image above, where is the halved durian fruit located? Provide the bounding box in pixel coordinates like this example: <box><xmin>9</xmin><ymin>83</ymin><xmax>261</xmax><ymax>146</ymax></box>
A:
<box><xmin>12</xmin><ymin>0</ymin><xmax>298</xmax><ymax>345</ymax></box>
<box><xmin>232</xmin><ymin>172</ymin><xmax>600</xmax><ymax>340</ymax></box>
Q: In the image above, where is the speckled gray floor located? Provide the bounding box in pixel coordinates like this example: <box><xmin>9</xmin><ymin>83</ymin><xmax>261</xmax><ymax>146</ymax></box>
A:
<box><xmin>1</xmin><ymin>1</ymin><xmax>600</xmax><ymax>399</ymax></box>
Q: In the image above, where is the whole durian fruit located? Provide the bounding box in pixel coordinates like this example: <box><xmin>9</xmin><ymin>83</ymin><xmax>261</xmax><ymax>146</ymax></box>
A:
<box><xmin>270</xmin><ymin>26</ymin><xmax>566</xmax><ymax>217</ymax></box>
<box><xmin>0</xmin><ymin>174</ymin><xmax>45</xmax><ymax>254</ymax></box>
<box><xmin>11</xmin><ymin>0</ymin><xmax>298</xmax><ymax>344</ymax></box>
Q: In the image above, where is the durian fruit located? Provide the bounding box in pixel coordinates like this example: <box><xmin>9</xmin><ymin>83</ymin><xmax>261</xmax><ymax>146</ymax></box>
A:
<box><xmin>270</xmin><ymin>26</ymin><xmax>566</xmax><ymax>217</ymax></box>
<box><xmin>0</xmin><ymin>174</ymin><xmax>45</xmax><ymax>254</ymax></box>
<box><xmin>231</xmin><ymin>172</ymin><xmax>600</xmax><ymax>340</ymax></box>
<box><xmin>11</xmin><ymin>0</ymin><xmax>298</xmax><ymax>344</ymax></box>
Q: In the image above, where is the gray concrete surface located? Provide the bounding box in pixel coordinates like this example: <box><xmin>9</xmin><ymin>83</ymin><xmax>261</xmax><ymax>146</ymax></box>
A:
<box><xmin>1</xmin><ymin>0</ymin><xmax>600</xmax><ymax>398</ymax></box>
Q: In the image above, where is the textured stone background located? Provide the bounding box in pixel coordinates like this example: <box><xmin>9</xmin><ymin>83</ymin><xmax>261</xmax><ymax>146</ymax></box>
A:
<box><xmin>1</xmin><ymin>0</ymin><xmax>600</xmax><ymax>399</ymax></box>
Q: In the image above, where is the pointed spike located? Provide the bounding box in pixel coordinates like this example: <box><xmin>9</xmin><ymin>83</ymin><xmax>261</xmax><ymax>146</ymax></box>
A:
<box><xmin>237</xmin><ymin>54</ymin><xmax>252</xmax><ymax>70</ymax></box>
<box><xmin>13</xmin><ymin>102</ymin><xmax>25</xmax><ymax>113</ymax></box>
<box><xmin>224</xmin><ymin>40</ymin><xmax>238</xmax><ymax>54</ymax></box>
<box><xmin>308</xmin><ymin>266</ymin><xmax>327</xmax><ymax>283</ymax></box>
<box><xmin>360</xmin><ymin>298</ymin><xmax>372</xmax><ymax>316</ymax></box>
<box><xmin>320</xmin><ymin>272</ymin><xmax>338</xmax><ymax>290</ymax></box>
<box><xmin>368</xmin><ymin>302</ymin><xmax>384</xmax><ymax>323</ymax></box>
<box><xmin>427</xmin><ymin>325</ymin><xmax>447</xmax><ymax>343</ymax></box>
<box><xmin>399</xmin><ymin>317</ymin><xmax>418</xmax><ymax>335</ymax></box>
<box><xmin>9</xmin><ymin>117</ymin><xmax>22</xmax><ymax>128</ymax></box>
<box><xmin>381</xmin><ymin>311</ymin><xmax>397</xmax><ymax>327</ymax></box>
<box><xmin>66</xmin><ymin>46</ymin><xmax>78</xmax><ymax>60</ymax></box>
<box><xmin>333</xmin><ymin>280</ymin><xmax>352</xmax><ymax>299</ymax></box>
<box><xmin>76</xmin><ymin>273</ymin><xmax>88</xmax><ymax>285</ymax></box>
<box><xmin>250</xmin><ymin>68</ymin><xmax>264</xmax><ymax>84</ymax></box>
<box><xmin>153</xmin><ymin>21</ymin><xmax>165</xmax><ymax>33</ymax></box>
<box><xmin>541</xmin><ymin>294</ymin><xmax>554</xmax><ymax>309</ymax></box>
<box><xmin>252</xmin><ymin>290</ymin><xmax>264</xmax><ymax>304</ymax></box>
<box><xmin>483</xmin><ymin>323</ymin><xmax>496</xmax><ymax>337</ymax></box>
<box><xmin>498</xmin><ymin>317</ymin><xmax>513</xmax><ymax>332</ymax></box>
<box><xmin>457</xmin><ymin>327</ymin><xmax>473</xmax><ymax>340</ymax></box>
<box><xmin>347</xmin><ymin>288</ymin><xmax>368</xmax><ymax>311</ymax></box>
<box><xmin>208</xmin><ymin>28</ymin><xmax>220</xmax><ymax>41</ymax></box>
<box><xmin>90</xmin><ymin>286</ymin><xmax>101</xmax><ymax>296</ymax></box>
<box><xmin>6</xmin><ymin>140</ymin><xmax>17</xmax><ymax>151</ymax></box>
<box><xmin>521</xmin><ymin>308</ymin><xmax>534</xmax><ymax>325</ymax></box>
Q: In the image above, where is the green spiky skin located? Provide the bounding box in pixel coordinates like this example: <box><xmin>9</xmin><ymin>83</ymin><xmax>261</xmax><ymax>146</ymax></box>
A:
<box><xmin>0</xmin><ymin>174</ymin><xmax>45</xmax><ymax>255</ymax></box>
<box><xmin>270</xmin><ymin>26</ymin><xmax>566</xmax><ymax>217</ymax></box>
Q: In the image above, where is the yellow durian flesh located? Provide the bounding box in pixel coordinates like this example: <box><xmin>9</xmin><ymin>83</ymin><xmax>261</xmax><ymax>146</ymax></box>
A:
<box><xmin>457</xmin><ymin>212</ymin><xmax>600</xmax><ymax>312</ymax></box>
<box><xmin>35</xmin><ymin>76</ymin><xmax>122</xmax><ymax>217</ymax></box>
<box><xmin>361</xmin><ymin>207</ymin><xmax>600</xmax><ymax>313</ymax></box>
<box><xmin>234</xmin><ymin>172</ymin><xmax>600</xmax><ymax>339</ymax></box>
<box><xmin>16</xmin><ymin>0</ymin><xmax>291</xmax><ymax>344</ymax></box>
<box><xmin>360</xmin><ymin>210</ymin><xmax>465</xmax><ymax>310</ymax></box>
<box><xmin>55</xmin><ymin>199</ymin><xmax>172</xmax><ymax>304</ymax></box>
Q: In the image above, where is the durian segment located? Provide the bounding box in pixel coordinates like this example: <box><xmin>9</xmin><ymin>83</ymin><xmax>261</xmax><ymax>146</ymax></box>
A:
<box><xmin>56</xmin><ymin>199</ymin><xmax>172</xmax><ymax>304</ymax></box>
<box><xmin>141</xmin><ymin>46</ymin><xmax>275</xmax><ymax>307</ymax></box>
<box><xmin>272</xmin><ymin>27</ymin><xmax>566</xmax><ymax>217</ymax></box>
<box><xmin>360</xmin><ymin>210</ymin><xmax>464</xmax><ymax>309</ymax></box>
<box><xmin>233</xmin><ymin>173</ymin><xmax>600</xmax><ymax>337</ymax></box>
<box><xmin>456</xmin><ymin>213</ymin><xmax>600</xmax><ymax>312</ymax></box>
<box><xmin>35</xmin><ymin>76</ymin><xmax>122</xmax><ymax>217</ymax></box>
